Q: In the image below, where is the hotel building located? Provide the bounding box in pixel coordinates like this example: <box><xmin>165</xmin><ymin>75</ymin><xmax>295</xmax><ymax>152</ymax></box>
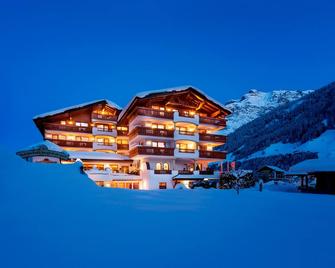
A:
<box><xmin>17</xmin><ymin>86</ymin><xmax>231</xmax><ymax>190</ymax></box>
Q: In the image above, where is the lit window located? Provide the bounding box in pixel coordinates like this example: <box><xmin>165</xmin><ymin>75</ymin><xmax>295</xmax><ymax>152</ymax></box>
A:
<box><xmin>60</xmin><ymin>121</ymin><xmax>66</xmax><ymax>125</ymax></box>
<box><xmin>152</xmin><ymin>141</ymin><xmax>158</xmax><ymax>147</ymax></box>
<box><xmin>45</xmin><ymin>133</ymin><xmax>52</xmax><ymax>139</ymax></box>
<box><xmin>67</xmin><ymin>136</ymin><xmax>75</xmax><ymax>141</ymax></box>
<box><xmin>152</xmin><ymin>124</ymin><xmax>157</xmax><ymax>129</ymax></box>
<box><xmin>156</xmin><ymin>163</ymin><xmax>162</xmax><ymax>170</ymax></box>
<box><xmin>159</xmin><ymin>182</ymin><xmax>167</xmax><ymax>189</ymax></box>
<box><xmin>82</xmin><ymin>137</ymin><xmax>89</xmax><ymax>142</ymax></box>
<box><xmin>52</xmin><ymin>134</ymin><xmax>58</xmax><ymax>140</ymax></box>
<box><xmin>75</xmin><ymin>122</ymin><xmax>81</xmax><ymax>126</ymax></box>
<box><xmin>163</xmin><ymin>163</ymin><xmax>169</xmax><ymax>170</ymax></box>
<box><xmin>144</xmin><ymin>122</ymin><xmax>152</xmax><ymax>128</ymax></box>
<box><xmin>157</xmin><ymin>124</ymin><xmax>164</xmax><ymax>129</ymax></box>
<box><xmin>146</xmin><ymin>140</ymin><xmax>152</xmax><ymax>146</ymax></box>
<box><xmin>207</xmin><ymin>145</ymin><xmax>213</xmax><ymax>151</ymax></box>
<box><xmin>158</xmin><ymin>142</ymin><xmax>165</xmax><ymax>148</ymax></box>
<box><xmin>81</xmin><ymin>122</ymin><xmax>88</xmax><ymax>127</ymax></box>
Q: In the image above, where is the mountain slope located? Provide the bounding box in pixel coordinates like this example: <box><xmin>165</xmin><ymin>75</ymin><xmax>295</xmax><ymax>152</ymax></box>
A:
<box><xmin>222</xmin><ymin>82</ymin><xmax>335</xmax><ymax>170</ymax></box>
<box><xmin>223</xmin><ymin>89</ymin><xmax>312</xmax><ymax>134</ymax></box>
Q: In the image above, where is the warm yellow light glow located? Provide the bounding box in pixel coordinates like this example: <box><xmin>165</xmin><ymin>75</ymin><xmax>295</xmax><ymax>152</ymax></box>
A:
<box><xmin>104</xmin><ymin>182</ymin><xmax>111</xmax><ymax>188</ymax></box>
<box><xmin>207</xmin><ymin>145</ymin><xmax>213</xmax><ymax>151</ymax></box>
<box><xmin>145</xmin><ymin>122</ymin><xmax>152</xmax><ymax>128</ymax></box>
<box><xmin>189</xmin><ymin>111</ymin><xmax>196</xmax><ymax>115</ymax></box>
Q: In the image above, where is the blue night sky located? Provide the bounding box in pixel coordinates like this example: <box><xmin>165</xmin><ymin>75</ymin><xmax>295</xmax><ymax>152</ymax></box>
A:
<box><xmin>0</xmin><ymin>0</ymin><xmax>334</xmax><ymax>151</ymax></box>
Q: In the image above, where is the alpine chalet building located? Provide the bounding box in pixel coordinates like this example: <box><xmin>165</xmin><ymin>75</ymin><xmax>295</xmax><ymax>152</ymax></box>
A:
<box><xmin>17</xmin><ymin>86</ymin><xmax>231</xmax><ymax>190</ymax></box>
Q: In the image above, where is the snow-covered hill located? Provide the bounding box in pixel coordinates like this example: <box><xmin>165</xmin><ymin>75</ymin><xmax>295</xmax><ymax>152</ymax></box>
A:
<box><xmin>223</xmin><ymin>89</ymin><xmax>312</xmax><ymax>134</ymax></box>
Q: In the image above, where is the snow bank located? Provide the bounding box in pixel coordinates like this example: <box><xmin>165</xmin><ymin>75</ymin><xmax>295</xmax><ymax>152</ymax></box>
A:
<box><xmin>1</xmin><ymin>151</ymin><xmax>335</xmax><ymax>268</ymax></box>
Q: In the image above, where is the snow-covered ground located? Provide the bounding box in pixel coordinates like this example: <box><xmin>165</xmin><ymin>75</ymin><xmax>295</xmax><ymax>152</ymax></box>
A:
<box><xmin>1</xmin><ymin>151</ymin><xmax>335</xmax><ymax>268</ymax></box>
<box><xmin>241</xmin><ymin>130</ymin><xmax>335</xmax><ymax>161</ymax></box>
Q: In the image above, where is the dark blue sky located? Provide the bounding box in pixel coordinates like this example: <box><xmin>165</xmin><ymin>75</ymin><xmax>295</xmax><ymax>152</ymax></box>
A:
<box><xmin>1</xmin><ymin>0</ymin><xmax>334</xmax><ymax>151</ymax></box>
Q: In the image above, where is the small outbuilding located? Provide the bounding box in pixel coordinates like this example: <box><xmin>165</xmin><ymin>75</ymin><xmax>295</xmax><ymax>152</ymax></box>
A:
<box><xmin>257</xmin><ymin>165</ymin><xmax>285</xmax><ymax>181</ymax></box>
<box><xmin>289</xmin><ymin>159</ymin><xmax>335</xmax><ymax>194</ymax></box>
<box><xmin>16</xmin><ymin>140</ymin><xmax>69</xmax><ymax>163</ymax></box>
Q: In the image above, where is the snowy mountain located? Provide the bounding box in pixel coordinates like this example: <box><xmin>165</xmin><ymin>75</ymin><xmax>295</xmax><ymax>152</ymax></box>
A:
<box><xmin>223</xmin><ymin>89</ymin><xmax>312</xmax><ymax>134</ymax></box>
<box><xmin>220</xmin><ymin>82</ymin><xmax>335</xmax><ymax>170</ymax></box>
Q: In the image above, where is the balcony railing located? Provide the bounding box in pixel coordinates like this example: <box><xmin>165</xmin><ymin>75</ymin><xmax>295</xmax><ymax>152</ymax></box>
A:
<box><xmin>199</xmin><ymin>116</ymin><xmax>226</xmax><ymax>126</ymax></box>
<box><xmin>44</xmin><ymin>123</ymin><xmax>92</xmax><ymax>133</ymax></box>
<box><xmin>199</xmin><ymin>170</ymin><xmax>214</xmax><ymax>175</ymax></box>
<box><xmin>129</xmin><ymin>127</ymin><xmax>174</xmax><ymax>139</ymax></box>
<box><xmin>133</xmin><ymin>107</ymin><xmax>174</xmax><ymax>120</ymax></box>
<box><xmin>154</xmin><ymin>170</ymin><xmax>172</xmax><ymax>174</ymax></box>
<box><xmin>129</xmin><ymin>146</ymin><xmax>174</xmax><ymax>157</ymax></box>
<box><xmin>117</xmin><ymin>144</ymin><xmax>129</xmax><ymax>150</ymax></box>
<box><xmin>117</xmin><ymin>130</ymin><xmax>128</xmax><ymax>136</ymax></box>
<box><xmin>178</xmin><ymin>130</ymin><xmax>195</xmax><ymax>136</ymax></box>
<box><xmin>92</xmin><ymin>112</ymin><xmax>118</xmax><ymax>121</ymax></box>
<box><xmin>178</xmin><ymin>148</ymin><xmax>196</xmax><ymax>154</ymax></box>
<box><xmin>178</xmin><ymin>170</ymin><xmax>194</xmax><ymax>175</ymax></box>
<box><xmin>47</xmin><ymin>139</ymin><xmax>92</xmax><ymax>148</ymax></box>
<box><xmin>199</xmin><ymin>150</ymin><xmax>226</xmax><ymax>159</ymax></box>
<box><xmin>199</xmin><ymin>133</ymin><xmax>227</xmax><ymax>143</ymax></box>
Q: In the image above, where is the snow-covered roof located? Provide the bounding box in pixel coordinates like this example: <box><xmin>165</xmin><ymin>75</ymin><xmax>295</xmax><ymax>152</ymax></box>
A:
<box><xmin>34</xmin><ymin>99</ymin><xmax>121</xmax><ymax>119</ymax></box>
<box><xmin>16</xmin><ymin>141</ymin><xmax>69</xmax><ymax>160</ymax></box>
<box><xmin>67</xmin><ymin>151</ymin><xmax>131</xmax><ymax>161</ymax></box>
<box><xmin>118</xmin><ymin>85</ymin><xmax>232</xmax><ymax>120</ymax></box>
<box><xmin>258</xmin><ymin>165</ymin><xmax>286</xmax><ymax>173</ymax></box>
<box><xmin>289</xmin><ymin>158</ymin><xmax>335</xmax><ymax>173</ymax></box>
<box><xmin>22</xmin><ymin>140</ymin><xmax>67</xmax><ymax>153</ymax></box>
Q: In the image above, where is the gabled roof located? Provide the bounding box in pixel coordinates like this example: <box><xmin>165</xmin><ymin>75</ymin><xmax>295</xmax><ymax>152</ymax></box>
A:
<box><xmin>34</xmin><ymin>99</ymin><xmax>121</xmax><ymax>120</ymax></box>
<box><xmin>118</xmin><ymin>85</ymin><xmax>232</xmax><ymax>121</ymax></box>
<box><xmin>258</xmin><ymin>165</ymin><xmax>286</xmax><ymax>173</ymax></box>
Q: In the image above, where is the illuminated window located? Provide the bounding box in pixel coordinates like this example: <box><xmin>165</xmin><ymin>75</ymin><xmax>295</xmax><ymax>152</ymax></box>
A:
<box><xmin>207</xmin><ymin>145</ymin><xmax>213</xmax><ymax>151</ymax></box>
<box><xmin>163</xmin><ymin>162</ymin><xmax>169</xmax><ymax>170</ymax></box>
<box><xmin>157</xmin><ymin>124</ymin><xmax>164</xmax><ymax>129</ymax></box>
<box><xmin>81</xmin><ymin>137</ymin><xmax>89</xmax><ymax>142</ymax></box>
<box><xmin>60</xmin><ymin>121</ymin><xmax>66</xmax><ymax>125</ymax></box>
<box><xmin>152</xmin><ymin>141</ymin><xmax>158</xmax><ymax>147</ymax></box>
<box><xmin>67</xmin><ymin>136</ymin><xmax>75</xmax><ymax>141</ymax></box>
<box><xmin>45</xmin><ymin>133</ymin><xmax>52</xmax><ymax>139</ymax></box>
<box><xmin>76</xmin><ymin>122</ymin><xmax>89</xmax><ymax>127</ymax></box>
<box><xmin>146</xmin><ymin>140</ymin><xmax>152</xmax><ymax>146</ymax></box>
<box><xmin>157</xmin><ymin>142</ymin><xmax>165</xmax><ymax>148</ymax></box>
<box><xmin>156</xmin><ymin>163</ymin><xmax>162</xmax><ymax>170</ymax></box>
<box><xmin>159</xmin><ymin>182</ymin><xmax>167</xmax><ymax>189</ymax></box>
<box><xmin>52</xmin><ymin>134</ymin><xmax>58</xmax><ymax>140</ymax></box>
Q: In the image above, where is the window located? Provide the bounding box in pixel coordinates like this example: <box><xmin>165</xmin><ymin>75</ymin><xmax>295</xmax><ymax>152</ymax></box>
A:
<box><xmin>163</xmin><ymin>163</ymin><xmax>169</xmax><ymax>170</ymax></box>
<box><xmin>75</xmin><ymin>122</ymin><xmax>89</xmax><ymax>127</ymax></box>
<box><xmin>156</xmin><ymin>163</ymin><xmax>162</xmax><ymax>170</ymax></box>
<box><xmin>60</xmin><ymin>121</ymin><xmax>66</xmax><ymax>125</ymax></box>
<box><xmin>159</xmin><ymin>182</ymin><xmax>167</xmax><ymax>189</ymax></box>
<box><xmin>45</xmin><ymin>133</ymin><xmax>52</xmax><ymax>139</ymax></box>
<box><xmin>152</xmin><ymin>141</ymin><xmax>157</xmax><ymax>147</ymax></box>
<box><xmin>52</xmin><ymin>134</ymin><xmax>58</xmax><ymax>140</ymax></box>
<box><xmin>67</xmin><ymin>136</ymin><xmax>75</xmax><ymax>141</ymax></box>
<box><xmin>157</xmin><ymin>142</ymin><xmax>165</xmax><ymax>148</ymax></box>
<box><xmin>117</xmin><ymin>139</ymin><xmax>128</xmax><ymax>144</ymax></box>
<box><xmin>146</xmin><ymin>140</ymin><xmax>152</xmax><ymax>146</ymax></box>
<box><xmin>81</xmin><ymin>136</ymin><xmax>89</xmax><ymax>142</ymax></box>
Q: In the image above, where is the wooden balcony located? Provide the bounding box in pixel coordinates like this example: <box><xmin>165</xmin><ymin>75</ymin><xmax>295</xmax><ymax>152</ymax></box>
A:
<box><xmin>47</xmin><ymin>139</ymin><xmax>93</xmax><ymax>148</ymax></box>
<box><xmin>133</xmin><ymin>107</ymin><xmax>174</xmax><ymax>120</ymax></box>
<box><xmin>129</xmin><ymin>146</ymin><xmax>174</xmax><ymax>157</ymax></box>
<box><xmin>178</xmin><ymin>130</ymin><xmax>195</xmax><ymax>136</ymax></box>
<box><xmin>44</xmin><ymin>123</ymin><xmax>92</xmax><ymax>133</ymax></box>
<box><xmin>178</xmin><ymin>148</ymin><xmax>196</xmax><ymax>153</ymax></box>
<box><xmin>178</xmin><ymin>170</ymin><xmax>194</xmax><ymax>175</ymax></box>
<box><xmin>92</xmin><ymin>112</ymin><xmax>118</xmax><ymax>121</ymax></box>
<box><xmin>117</xmin><ymin>130</ymin><xmax>128</xmax><ymax>136</ymax></box>
<box><xmin>199</xmin><ymin>170</ymin><xmax>214</xmax><ymax>175</ymax></box>
<box><xmin>199</xmin><ymin>150</ymin><xmax>226</xmax><ymax>159</ymax></box>
<box><xmin>117</xmin><ymin>144</ymin><xmax>129</xmax><ymax>150</ymax></box>
<box><xmin>129</xmin><ymin>127</ymin><xmax>174</xmax><ymax>139</ymax></box>
<box><xmin>199</xmin><ymin>116</ymin><xmax>226</xmax><ymax>126</ymax></box>
<box><xmin>154</xmin><ymin>170</ymin><xmax>172</xmax><ymax>174</ymax></box>
<box><xmin>199</xmin><ymin>133</ymin><xmax>227</xmax><ymax>143</ymax></box>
